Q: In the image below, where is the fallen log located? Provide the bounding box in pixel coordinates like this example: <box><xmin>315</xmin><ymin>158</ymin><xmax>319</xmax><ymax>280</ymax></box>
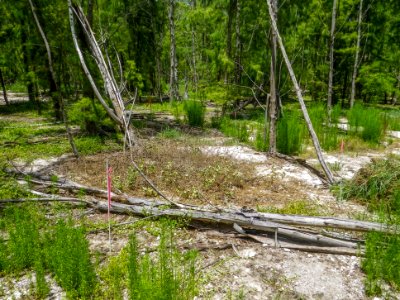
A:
<box><xmin>91</xmin><ymin>200</ymin><xmax>359</xmax><ymax>248</ymax></box>
<box><xmin>8</xmin><ymin>167</ymin><xmax>396</xmax><ymax>234</ymax></box>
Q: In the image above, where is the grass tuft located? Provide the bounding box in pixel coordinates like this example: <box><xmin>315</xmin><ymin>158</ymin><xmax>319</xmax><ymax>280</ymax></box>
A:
<box><xmin>184</xmin><ymin>100</ymin><xmax>205</xmax><ymax>128</ymax></box>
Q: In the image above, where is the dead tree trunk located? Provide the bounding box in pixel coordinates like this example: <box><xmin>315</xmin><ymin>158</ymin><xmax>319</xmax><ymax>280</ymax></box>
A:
<box><xmin>29</xmin><ymin>0</ymin><xmax>79</xmax><ymax>157</ymax></box>
<box><xmin>350</xmin><ymin>0</ymin><xmax>363</xmax><ymax>108</ymax></box>
<box><xmin>168</xmin><ymin>0</ymin><xmax>180</xmax><ymax>101</ymax></box>
<box><xmin>268</xmin><ymin>0</ymin><xmax>278</xmax><ymax>154</ymax></box>
<box><xmin>0</xmin><ymin>67</ymin><xmax>9</xmax><ymax>105</ymax></box>
<box><xmin>327</xmin><ymin>0</ymin><xmax>338</xmax><ymax>115</ymax></box>
<box><xmin>68</xmin><ymin>0</ymin><xmax>136</xmax><ymax>147</ymax></box>
<box><xmin>190</xmin><ymin>0</ymin><xmax>198</xmax><ymax>92</ymax></box>
<box><xmin>266</xmin><ymin>0</ymin><xmax>335</xmax><ymax>184</ymax></box>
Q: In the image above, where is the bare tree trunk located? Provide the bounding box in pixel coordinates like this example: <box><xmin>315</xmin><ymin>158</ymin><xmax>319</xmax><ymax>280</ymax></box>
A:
<box><xmin>0</xmin><ymin>68</ymin><xmax>9</xmax><ymax>105</ymax></box>
<box><xmin>28</xmin><ymin>1</ymin><xmax>62</xmax><ymax>121</ymax></box>
<box><xmin>350</xmin><ymin>0</ymin><xmax>363</xmax><ymax>108</ymax></box>
<box><xmin>29</xmin><ymin>0</ymin><xmax>79</xmax><ymax>157</ymax></box>
<box><xmin>268</xmin><ymin>0</ymin><xmax>278</xmax><ymax>154</ymax></box>
<box><xmin>234</xmin><ymin>0</ymin><xmax>242</xmax><ymax>84</ymax></box>
<box><xmin>68</xmin><ymin>1</ymin><xmax>136</xmax><ymax>147</ymax></box>
<box><xmin>168</xmin><ymin>0</ymin><xmax>180</xmax><ymax>101</ymax></box>
<box><xmin>225</xmin><ymin>0</ymin><xmax>235</xmax><ymax>84</ymax></box>
<box><xmin>266</xmin><ymin>0</ymin><xmax>335</xmax><ymax>184</ymax></box>
<box><xmin>327</xmin><ymin>0</ymin><xmax>338</xmax><ymax>116</ymax></box>
<box><xmin>190</xmin><ymin>0</ymin><xmax>198</xmax><ymax>92</ymax></box>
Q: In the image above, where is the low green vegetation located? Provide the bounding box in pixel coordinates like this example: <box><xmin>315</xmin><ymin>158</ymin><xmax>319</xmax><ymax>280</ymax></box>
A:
<box><xmin>184</xmin><ymin>100</ymin><xmax>205</xmax><ymax>128</ymax></box>
<box><xmin>0</xmin><ymin>205</ymin><xmax>97</xmax><ymax>299</ymax></box>
<box><xmin>347</xmin><ymin>104</ymin><xmax>385</xmax><ymax>143</ymax></box>
<box><xmin>341</xmin><ymin>155</ymin><xmax>400</xmax><ymax>295</ymax></box>
<box><xmin>257</xmin><ymin>200</ymin><xmax>322</xmax><ymax>216</ymax></box>
<box><xmin>0</xmin><ymin>203</ymin><xmax>199</xmax><ymax>299</ymax></box>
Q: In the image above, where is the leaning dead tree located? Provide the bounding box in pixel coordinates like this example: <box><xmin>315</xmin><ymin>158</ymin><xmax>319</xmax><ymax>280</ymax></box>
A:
<box><xmin>29</xmin><ymin>0</ymin><xmax>79</xmax><ymax>157</ymax></box>
<box><xmin>68</xmin><ymin>0</ymin><xmax>136</xmax><ymax>147</ymax></box>
<box><xmin>266</xmin><ymin>0</ymin><xmax>335</xmax><ymax>184</ymax></box>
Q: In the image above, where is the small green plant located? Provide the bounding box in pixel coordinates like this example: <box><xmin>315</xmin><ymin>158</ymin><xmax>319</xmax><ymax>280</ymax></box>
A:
<box><xmin>46</xmin><ymin>219</ymin><xmax>97</xmax><ymax>299</ymax></box>
<box><xmin>69</xmin><ymin>97</ymin><xmax>115</xmax><ymax>134</ymax></box>
<box><xmin>347</xmin><ymin>104</ymin><xmax>384</xmax><ymax>143</ymax></box>
<box><xmin>128</xmin><ymin>222</ymin><xmax>198</xmax><ymax>300</ymax></box>
<box><xmin>363</xmin><ymin>231</ymin><xmax>400</xmax><ymax>295</ymax></box>
<box><xmin>158</xmin><ymin>128</ymin><xmax>181</xmax><ymax>139</ymax></box>
<box><xmin>341</xmin><ymin>156</ymin><xmax>400</xmax><ymax>295</ymax></box>
<box><xmin>257</xmin><ymin>200</ymin><xmax>321</xmax><ymax>216</ymax></box>
<box><xmin>184</xmin><ymin>100</ymin><xmax>205</xmax><ymax>128</ymax></box>
<box><xmin>277</xmin><ymin>111</ymin><xmax>304</xmax><ymax>155</ymax></box>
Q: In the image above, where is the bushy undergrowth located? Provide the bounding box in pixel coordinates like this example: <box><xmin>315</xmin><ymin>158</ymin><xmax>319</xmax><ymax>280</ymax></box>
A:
<box><xmin>341</xmin><ymin>156</ymin><xmax>400</xmax><ymax>295</ymax></box>
<box><xmin>0</xmin><ymin>205</ymin><xmax>96</xmax><ymax>299</ymax></box>
<box><xmin>69</xmin><ymin>97</ymin><xmax>115</xmax><ymax>134</ymax></box>
<box><xmin>128</xmin><ymin>223</ymin><xmax>198</xmax><ymax>300</ymax></box>
<box><xmin>341</xmin><ymin>156</ymin><xmax>400</xmax><ymax>214</ymax></box>
<box><xmin>184</xmin><ymin>100</ymin><xmax>205</xmax><ymax>127</ymax></box>
<box><xmin>308</xmin><ymin>103</ymin><xmax>341</xmax><ymax>151</ymax></box>
<box><xmin>347</xmin><ymin>104</ymin><xmax>385</xmax><ymax>143</ymax></box>
<box><xmin>277</xmin><ymin>110</ymin><xmax>304</xmax><ymax>155</ymax></box>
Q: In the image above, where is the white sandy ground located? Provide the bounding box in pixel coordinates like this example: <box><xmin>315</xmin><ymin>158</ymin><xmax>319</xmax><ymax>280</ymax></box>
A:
<box><xmin>0</xmin><ymin>274</ymin><xmax>65</xmax><ymax>299</ymax></box>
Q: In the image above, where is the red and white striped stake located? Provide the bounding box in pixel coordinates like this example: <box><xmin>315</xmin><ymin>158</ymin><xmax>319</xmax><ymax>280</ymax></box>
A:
<box><xmin>106</xmin><ymin>160</ymin><xmax>112</xmax><ymax>253</ymax></box>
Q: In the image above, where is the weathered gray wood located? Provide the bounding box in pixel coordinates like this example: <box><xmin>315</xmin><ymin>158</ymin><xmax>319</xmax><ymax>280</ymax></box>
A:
<box><xmin>68</xmin><ymin>1</ymin><xmax>136</xmax><ymax>146</ymax></box>
<box><xmin>266</xmin><ymin>0</ymin><xmax>335</xmax><ymax>184</ymax></box>
<box><xmin>350</xmin><ymin>0</ymin><xmax>363</xmax><ymax>108</ymax></box>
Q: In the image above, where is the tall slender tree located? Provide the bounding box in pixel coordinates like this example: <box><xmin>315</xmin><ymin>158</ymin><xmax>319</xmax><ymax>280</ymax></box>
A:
<box><xmin>327</xmin><ymin>0</ymin><xmax>338</xmax><ymax>114</ymax></box>
<box><xmin>350</xmin><ymin>0</ymin><xmax>363</xmax><ymax>108</ymax></box>
<box><xmin>168</xmin><ymin>0</ymin><xmax>180</xmax><ymax>101</ymax></box>
<box><xmin>268</xmin><ymin>0</ymin><xmax>278</xmax><ymax>154</ymax></box>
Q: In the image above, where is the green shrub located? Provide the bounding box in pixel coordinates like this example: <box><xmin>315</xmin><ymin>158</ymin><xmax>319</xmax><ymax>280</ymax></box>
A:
<box><xmin>341</xmin><ymin>157</ymin><xmax>400</xmax><ymax>213</ymax></box>
<box><xmin>220</xmin><ymin>118</ymin><xmax>249</xmax><ymax>142</ymax></box>
<box><xmin>308</xmin><ymin>103</ymin><xmax>340</xmax><ymax>151</ymax></box>
<box><xmin>341</xmin><ymin>156</ymin><xmax>400</xmax><ymax>295</ymax></box>
<box><xmin>277</xmin><ymin>111</ymin><xmax>304</xmax><ymax>155</ymax></box>
<box><xmin>184</xmin><ymin>100</ymin><xmax>205</xmax><ymax>128</ymax></box>
<box><xmin>347</xmin><ymin>104</ymin><xmax>384</xmax><ymax>143</ymax></box>
<box><xmin>128</xmin><ymin>223</ymin><xmax>198</xmax><ymax>300</ymax></box>
<box><xmin>46</xmin><ymin>219</ymin><xmax>96</xmax><ymax>299</ymax></box>
<box><xmin>69</xmin><ymin>97</ymin><xmax>115</xmax><ymax>134</ymax></box>
<box><xmin>363</xmin><ymin>231</ymin><xmax>400</xmax><ymax>295</ymax></box>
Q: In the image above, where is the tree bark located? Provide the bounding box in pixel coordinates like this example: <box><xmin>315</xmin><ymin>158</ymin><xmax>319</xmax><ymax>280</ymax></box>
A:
<box><xmin>29</xmin><ymin>0</ymin><xmax>79</xmax><ymax>157</ymax></box>
<box><xmin>225</xmin><ymin>0</ymin><xmax>236</xmax><ymax>84</ymax></box>
<box><xmin>68</xmin><ymin>1</ymin><xmax>136</xmax><ymax>147</ymax></box>
<box><xmin>266</xmin><ymin>0</ymin><xmax>335</xmax><ymax>184</ymax></box>
<box><xmin>350</xmin><ymin>0</ymin><xmax>363</xmax><ymax>108</ymax></box>
<box><xmin>327</xmin><ymin>0</ymin><xmax>338</xmax><ymax>115</ymax></box>
<box><xmin>0</xmin><ymin>67</ymin><xmax>9</xmax><ymax>105</ymax></box>
<box><xmin>268</xmin><ymin>0</ymin><xmax>278</xmax><ymax>154</ymax></box>
<box><xmin>234</xmin><ymin>0</ymin><xmax>242</xmax><ymax>84</ymax></box>
<box><xmin>168</xmin><ymin>0</ymin><xmax>180</xmax><ymax>101</ymax></box>
<box><xmin>191</xmin><ymin>0</ymin><xmax>198</xmax><ymax>92</ymax></box>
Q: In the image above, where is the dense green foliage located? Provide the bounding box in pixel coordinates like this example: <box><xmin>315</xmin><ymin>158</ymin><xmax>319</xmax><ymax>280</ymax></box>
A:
<box><xmin>342</xmin><ymin>156</ymin><xmax>400</xmax><ymax>295</ymax></box>
<box><xmin>1</xmin><ymin>0</ymin><xmax>399</xmax><ymax>112</ymax></box>
<box><xmin>128</xmin><ymin>224</ymin><xmax>198</xmax><ymax>300</ymax></box>
<box><xmin>0</xmin><ymin>205</ymin><xmax>97</xmax><ymax>298</ymax></box>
